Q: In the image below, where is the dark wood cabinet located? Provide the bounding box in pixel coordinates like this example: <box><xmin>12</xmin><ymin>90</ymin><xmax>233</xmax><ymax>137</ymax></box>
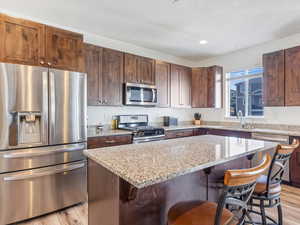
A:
<box><xmin>102</xmin><ymin>48</ymin><xmax>124</xmax><ymax>106</ymax></box>
<box><xmin>192</xmin><ymin>66</ymin><xmax>223</xmax><ymax>108</ymax></box>
<box><xmin>155</xmin><ymin>61</ymin><xmax>170</xmax><ymax>107</ymax></box>
<box><xmin>84</xmin><ymin>43</ymin><xmax>123</xmax><ymax>106</ymax></box>
<box><xmin>0</xmin><ymin>14</ymin><xmax>45</xmax><ymax>66</ymax></box>
<box><xmin>88</xmin><ymin>135</ymin><xmax>132</xmax><ymax>149</ymax></box>
<box><xmin>193</xmin><ymin>128</ymin><xmax>208</xmax><ymax>136</ymax></box>
<box><xmin>263</xmin><ymin>50</ymin><xmax>285</xmax><ymax>106</ymax></box>
<box><xmin>0</xmin><ymin>13</ymin><xmax>84</xmax><ymax>72</ymax></box>
<box><xmin>207</xmin><ymin>66</ymin><xmax>223</xmax><ymax>108</ymax></box>
<box><xmin>165</xmin><ymin>129</ymin><xmax>194</xmax><ymax>139</ymax></box>
<box><xmin>84</xmin><ymin>44</ymin><xmax>102</xmax><ymax>105</ymax></box>
<box><xmin>170</xmin><ymin>64</ymin><xmax>192</xmax><ymax>108</ymax></box>
<box><xmin>285</xmin><ymin>46</ymin><xmax>300</xmax><ymax>106</ymax></box>
<box><xmin>192</xmin><ymin>68</ymin><xmax>208</xmax><ymax>108</ymax></box>
<box><xmin>45</xmin><ymin>26</ymin><xmax>84</xmax><ymax>72</ymax></box>
<box><xmin>124</xmin><ymin>53</ymin><xmax>155</xmax><ymax>85</ymax></box>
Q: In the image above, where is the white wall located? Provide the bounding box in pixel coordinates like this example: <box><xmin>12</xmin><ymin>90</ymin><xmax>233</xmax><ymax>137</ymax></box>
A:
<box><xmin>194</xmin><ymin>33</ymin><xmax>300</xmax><ymax>125</ymax></box>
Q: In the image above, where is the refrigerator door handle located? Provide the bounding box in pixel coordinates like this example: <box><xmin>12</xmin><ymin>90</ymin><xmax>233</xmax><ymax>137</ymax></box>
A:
<box><xmin>49</xmin><ymin>72</ymin><xmax>56</xmax><ymax>144</ymax></box>
<box><xmin>3</xmin><ymin>143</ymin><xmax>85</xmax><ymax>159</ymax></box>
<box><xmin>3</xmin><ymin>162</ymin><xmax>85</xmax><ymax>181</ymax></box>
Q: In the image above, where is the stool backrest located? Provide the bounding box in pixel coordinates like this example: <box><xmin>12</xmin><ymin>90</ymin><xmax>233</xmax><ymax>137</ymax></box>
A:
<box><xmin>214</xmin><ymin>153</ymin><xmax>272</xmax><ymax>225</ymax></box>
<box><xmin>266</xmin><ymin>139</ymin><xmax>299</xmax><ymax>196</ymax></box>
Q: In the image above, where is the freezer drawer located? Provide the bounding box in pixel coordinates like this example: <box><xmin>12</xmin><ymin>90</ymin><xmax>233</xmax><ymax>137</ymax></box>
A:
<box><xmin>0</xmin><ymin>143</ymin><xmax>86</xmax><ymax>173</ymax></box>
<box><xmin>0</xmin><ymin>161</ymin><xmax>87</xmax><ymax>225</ymax></box>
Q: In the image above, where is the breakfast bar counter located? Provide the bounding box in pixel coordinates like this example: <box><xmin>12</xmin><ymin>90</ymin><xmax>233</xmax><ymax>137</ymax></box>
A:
<box><xmin>84</xmin><ymin>135</ymin><xmax>278</xmax><ymax>225</ymax></box>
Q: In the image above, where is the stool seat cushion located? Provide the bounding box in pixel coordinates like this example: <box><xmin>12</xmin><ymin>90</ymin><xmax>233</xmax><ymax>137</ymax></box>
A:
<box><xmin>254</xmin><ymin>175</ymin><xmax>281</xmax><ymax>195</ymax></box>
<box><xmin>168</xmin><ymin>200</ymin><xmax>235</xmax><ymax>225</ymax></box>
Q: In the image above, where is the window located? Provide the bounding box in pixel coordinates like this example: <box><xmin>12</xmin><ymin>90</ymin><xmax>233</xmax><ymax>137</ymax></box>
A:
<box><xmin>226</xmin><ymin>67</ymin><xmax>264</xmax><ymax>117</ymax></box>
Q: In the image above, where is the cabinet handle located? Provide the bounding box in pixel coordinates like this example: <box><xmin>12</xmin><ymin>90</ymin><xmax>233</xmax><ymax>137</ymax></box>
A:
<box><xmin>105</xmin><ymin>140</ymin><xmax>116</xmax><ymax>144</ymax></box>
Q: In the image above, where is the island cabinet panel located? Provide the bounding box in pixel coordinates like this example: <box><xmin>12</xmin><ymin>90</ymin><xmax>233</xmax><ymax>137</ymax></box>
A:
<box><xmin>84</xmin><ymin>44</ymin><xmax>102</xmax><ymax>106</ymax></box>
<box><xmin>170</xmin><ymin>64</ymin><xmax>192</xmax><ymax>108</ymax></box>
<box><xmin>155</xmin><ymin>61</ymin><xmax>171</xmax><ymax>107</ymax></box>
<box><xmin>192</xmin><ymin>68</ymin><xmax>208</xmax><ymax>108</ymax></box>
<box><xmin>124</xmin><ymin>53</ymin><xmax>155</xmax><ymax>85</ymax></box>
<box><xmin>45</xmin><ymin>26</ymin><xmax>84</xmax><ymax>72</ymax></box>
<box><xmin>102</xmin><ymin>48</ymin><xmax>124</xmax><ymax>106</ymax></box>
<box><xmin>206</xmin><ymin>129</ymin><xmax>252</xmax><ymax>139</ymax></box>
<box><xmin>84</xmin><ymin>43</ymin><xmax>124</xmax><ymax>106</ymax></box>
<box><xmin>263</xmin><ymin>50</ymin><xmax>285</xmax><ymax>106</ymax></box>
<box><xmin>290</xmin><ymin>136</ymin><xmax>300</xmax><ymax>187</ymax></box>
<box><xmin>87</xmin><ymin>135</ymin><xmax>132</xmax><ymax>149</ymax></box>
<box><xmin>165</xmin><ymin>129</ymin><xmax>194</xmax><ymax>139</ymax></box>
<box><xmin>285</xmin><ymin>46</ymin><xmax>300</xmax><ymax>106</ymax></box>
<box><xmin>0</xmin><ymin>14</ymin><xmax>45</xmax><ymax>66</ymax></box>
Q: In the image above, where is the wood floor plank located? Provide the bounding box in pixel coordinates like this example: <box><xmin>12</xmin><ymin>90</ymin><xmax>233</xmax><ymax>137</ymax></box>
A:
<box><xmin>15</xmin><ymin>185</ymin><xmax>300</xmax><ymax>225</ymax></box>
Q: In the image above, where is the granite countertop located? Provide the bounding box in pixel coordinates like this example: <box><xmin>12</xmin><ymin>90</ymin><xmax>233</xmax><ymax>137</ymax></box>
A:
<box><xmin>87</xmin><ymin>128</ymin><xmax>132</xmax><ymax>138</ymax></box>
<box><xmin>87</xmin><ymin>124</ymin><xmax>300</xmax><ymax>138</ymax></box>
<box><xmin>84</xmin><ymin>135</ymin><xmax>277</xmax><ymax>188</ymax></box>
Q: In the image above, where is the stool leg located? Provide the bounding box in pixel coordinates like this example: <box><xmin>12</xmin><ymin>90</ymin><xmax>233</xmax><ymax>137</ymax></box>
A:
<box><xmin>260</xmin><ymin>200</ymin><xmax>267</xmax><ymax>225</ymax></box>
<box><xmin>277</xmin><ymin>204</ymin><xmax>283</xmax><ymax>225</ymax></box>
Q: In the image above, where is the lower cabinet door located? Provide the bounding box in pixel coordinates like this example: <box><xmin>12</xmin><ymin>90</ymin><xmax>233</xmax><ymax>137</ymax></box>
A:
<box><xmin>0</xmin><ymin>161</ymin><xmax>87</xmax><ymax>224</ymax></box>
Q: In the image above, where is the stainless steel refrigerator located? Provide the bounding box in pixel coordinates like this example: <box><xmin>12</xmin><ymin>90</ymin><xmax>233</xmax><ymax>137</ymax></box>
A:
<box><xmin>0</xmin><ymin>63</ymin><xmax>87</xmax><ymax>224</ymax></box>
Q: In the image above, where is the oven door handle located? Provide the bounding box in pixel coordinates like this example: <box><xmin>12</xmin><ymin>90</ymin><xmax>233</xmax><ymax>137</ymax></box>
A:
<box><xmin>3</xmin><ymin>143</ymin><xmax>85</xmax><ymax>159</ymax></box>
<box><xmin>3</xmin><ymin>162</ymin><xmax>85</xmax><ymax>181</ymax></box>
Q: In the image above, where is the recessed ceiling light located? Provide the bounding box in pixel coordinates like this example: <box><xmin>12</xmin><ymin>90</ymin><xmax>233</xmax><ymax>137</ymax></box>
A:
<box><xmin>199</xmin><ymin>40</ymin><xmax>208</xmax><ymax>45</ymax></box>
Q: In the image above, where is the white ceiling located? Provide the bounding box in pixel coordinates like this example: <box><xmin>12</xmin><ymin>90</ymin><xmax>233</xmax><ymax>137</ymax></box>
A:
<box><xmin>2</xmin><ymin>0</ymin><xmax>300</xmax><ymax>61</ymax></box>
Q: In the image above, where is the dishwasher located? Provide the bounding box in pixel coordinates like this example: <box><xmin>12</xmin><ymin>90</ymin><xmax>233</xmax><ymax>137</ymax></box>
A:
<box><xmin>251</xmin><ymin>132</ymin><xmax>290</xmax><ymax>183</ymax></box>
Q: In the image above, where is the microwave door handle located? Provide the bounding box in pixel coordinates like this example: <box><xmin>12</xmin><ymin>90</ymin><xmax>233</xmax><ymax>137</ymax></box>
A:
<box><xmin>141</xmin><ymin>88</ymin><xmax>144</xmax><ymax>104</ymax></box>
<box><xmin>152</xmin><ymin>89</ymin><xmax>156</xmax><ymax>102</ymax></box>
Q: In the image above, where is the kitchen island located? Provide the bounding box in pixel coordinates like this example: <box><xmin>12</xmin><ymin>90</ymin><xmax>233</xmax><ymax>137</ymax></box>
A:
<box><xmin>84</xmin><ymin>135</ymin><xmax>278</xmax><ymax>225</ymax></box>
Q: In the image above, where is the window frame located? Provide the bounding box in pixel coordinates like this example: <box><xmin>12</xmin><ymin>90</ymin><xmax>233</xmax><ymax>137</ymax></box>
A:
<box><xmin>225</xmin><ymin>68</ymin><xmax>264</xmax><ymax>118</ymax></box>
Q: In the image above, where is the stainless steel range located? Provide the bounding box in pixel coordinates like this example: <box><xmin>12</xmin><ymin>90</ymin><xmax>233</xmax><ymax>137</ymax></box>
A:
<box><xmin>117</xmin><ymin>115</ymin><xmax>165</xmax><ymax>143</ymax></box>
<box><xmin>0</xmin><ymin>63</ymin><xmax>87</xmax><ymax>224</ymax></box>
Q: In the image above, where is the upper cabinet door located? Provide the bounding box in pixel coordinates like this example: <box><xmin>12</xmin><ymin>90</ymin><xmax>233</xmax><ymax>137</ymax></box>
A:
<box><xmin>156</xmin><ymin>61</ymin><xmax>170</xmax><ymax>107</ymax></box>
<box><xmin>285</xmin><ymin>46</ymin><xmax>300</xmax><ymax>106</ymax></box>
<box><xmin>0</xmin><ymin>14</ymin><xmax>45</xmax><ymax>66</ymax></box>
<box><xmin>101</xmin><ymin>48</ymin><xmax>124</xmax><ymax>106</ymax></box>
<box><xmin>192</xmin><ymin>68</ymin><xmax>208</xmax><ymax>108</ymax></box>
<box><xmin>84</xmin><ymin>44</ymin><xmax>102</xmax><ymax>106</ymax></box>
<box><xmin>45</xmin><ymin>26</ymin><xmax>84</xmax><ymax>72</ymax></box>
<box><xmin>124</xmin><ymin>53</ymin><xmax>138</xmax><ymax>83</ymax></box>
<box><xmin>137</xmin><ymin>56</ymin><xmax>155</xmax><ymax>85</ymax></box>
<box><xmin>179</xmin><ymin>67</ymin><xmax>192</xmax><ymax>107</ymax></box>
<box><xmin>263</xmin><ymin>50</ymin><xmax>285</xmax><ymax>106</ymax></box>
<box><xmin>171</xmin><ymin>64</ymin><xmax>191</xmax><ymax>108</ymax></box>
<box><xmin>207</xmin><ymin>66</ymin><xmax>223</xmax><ymax>108</ymax></box>
<box><xmin>124</xmin><ymin>53</ymin><xmax>155</xmax><ymax>85</ymax></box>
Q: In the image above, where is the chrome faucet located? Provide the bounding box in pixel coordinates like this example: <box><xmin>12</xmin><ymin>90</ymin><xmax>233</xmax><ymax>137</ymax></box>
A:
<box><xmin>237</xmin><ymin>110</ymin><xmax>246</xmax><ymax>128</ymax></box>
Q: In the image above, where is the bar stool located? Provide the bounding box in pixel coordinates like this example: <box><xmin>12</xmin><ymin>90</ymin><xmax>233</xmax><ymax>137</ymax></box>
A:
<box><xmin>248</xmin><ymin>139</ymin><xmax>299</xmax><ymax>225</ymax></box>
<box><xmin>167</xmin><ymin>153</ymin><xmax>272</xmax><ymax>225</ymax></box>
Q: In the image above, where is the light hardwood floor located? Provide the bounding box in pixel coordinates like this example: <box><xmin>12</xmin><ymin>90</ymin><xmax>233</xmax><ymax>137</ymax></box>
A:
<box><xmin>15</xmin><ymin>185</ymin><xmax>300</xmax><ymax>225</ymax></box>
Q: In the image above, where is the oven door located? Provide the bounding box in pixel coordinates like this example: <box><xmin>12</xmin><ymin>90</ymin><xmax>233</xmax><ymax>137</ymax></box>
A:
<box><xmin>125</xmin><ymin>83</ymin><xmax>157</xmax><ymax>106</ymax></box>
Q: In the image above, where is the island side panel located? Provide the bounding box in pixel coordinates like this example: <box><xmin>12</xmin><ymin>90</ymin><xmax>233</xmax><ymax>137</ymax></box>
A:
<box><xmin>119</xmin><ymin>170</ymin><xmax>207</xmax><ymax>225</ymax></box>
<box><xmin>88</xmin><ymin>159</ymin><xmax>120</xmax><ymax>225</ymax></box>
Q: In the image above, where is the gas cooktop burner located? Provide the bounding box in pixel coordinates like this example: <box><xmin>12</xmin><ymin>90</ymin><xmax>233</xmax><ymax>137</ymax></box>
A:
<box><xmin>116</xmin><ymin>115</ymin><xmax>165</xmax><ymax>143</ymax></box>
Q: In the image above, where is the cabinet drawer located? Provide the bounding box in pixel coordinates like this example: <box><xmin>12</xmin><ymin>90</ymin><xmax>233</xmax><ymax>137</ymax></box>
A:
<box><xmin>165</xmin><ymin>129</ymin><xmax>194</xmax><ymax>139</ymax></box>
<box><xmin>87</xmin><ymin>135</ymin><xmax>132</xmax><ymax>149</ymax></box>
<box><xmin>0</xmin><ymin>161</ymin><xmax>87</xmax><ymax>224</ymax></box>
<box><xmin>193</xmin><ymin>128</ymin><xmax>208</xmax><ymax>136</ymax></box>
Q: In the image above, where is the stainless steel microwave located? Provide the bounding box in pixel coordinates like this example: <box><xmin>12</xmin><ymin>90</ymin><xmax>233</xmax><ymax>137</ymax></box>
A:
<box><xmin>124</xmin><ymin>83</ymin><xmax>157</xmax><ymax>106</ymax></box>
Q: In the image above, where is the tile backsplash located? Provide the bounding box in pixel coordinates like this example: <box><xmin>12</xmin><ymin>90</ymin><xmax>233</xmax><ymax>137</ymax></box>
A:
<box><xmin>87</xmin><ymin>106</ymin><xmax>205</xmax><ymax>126</ymax></box>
